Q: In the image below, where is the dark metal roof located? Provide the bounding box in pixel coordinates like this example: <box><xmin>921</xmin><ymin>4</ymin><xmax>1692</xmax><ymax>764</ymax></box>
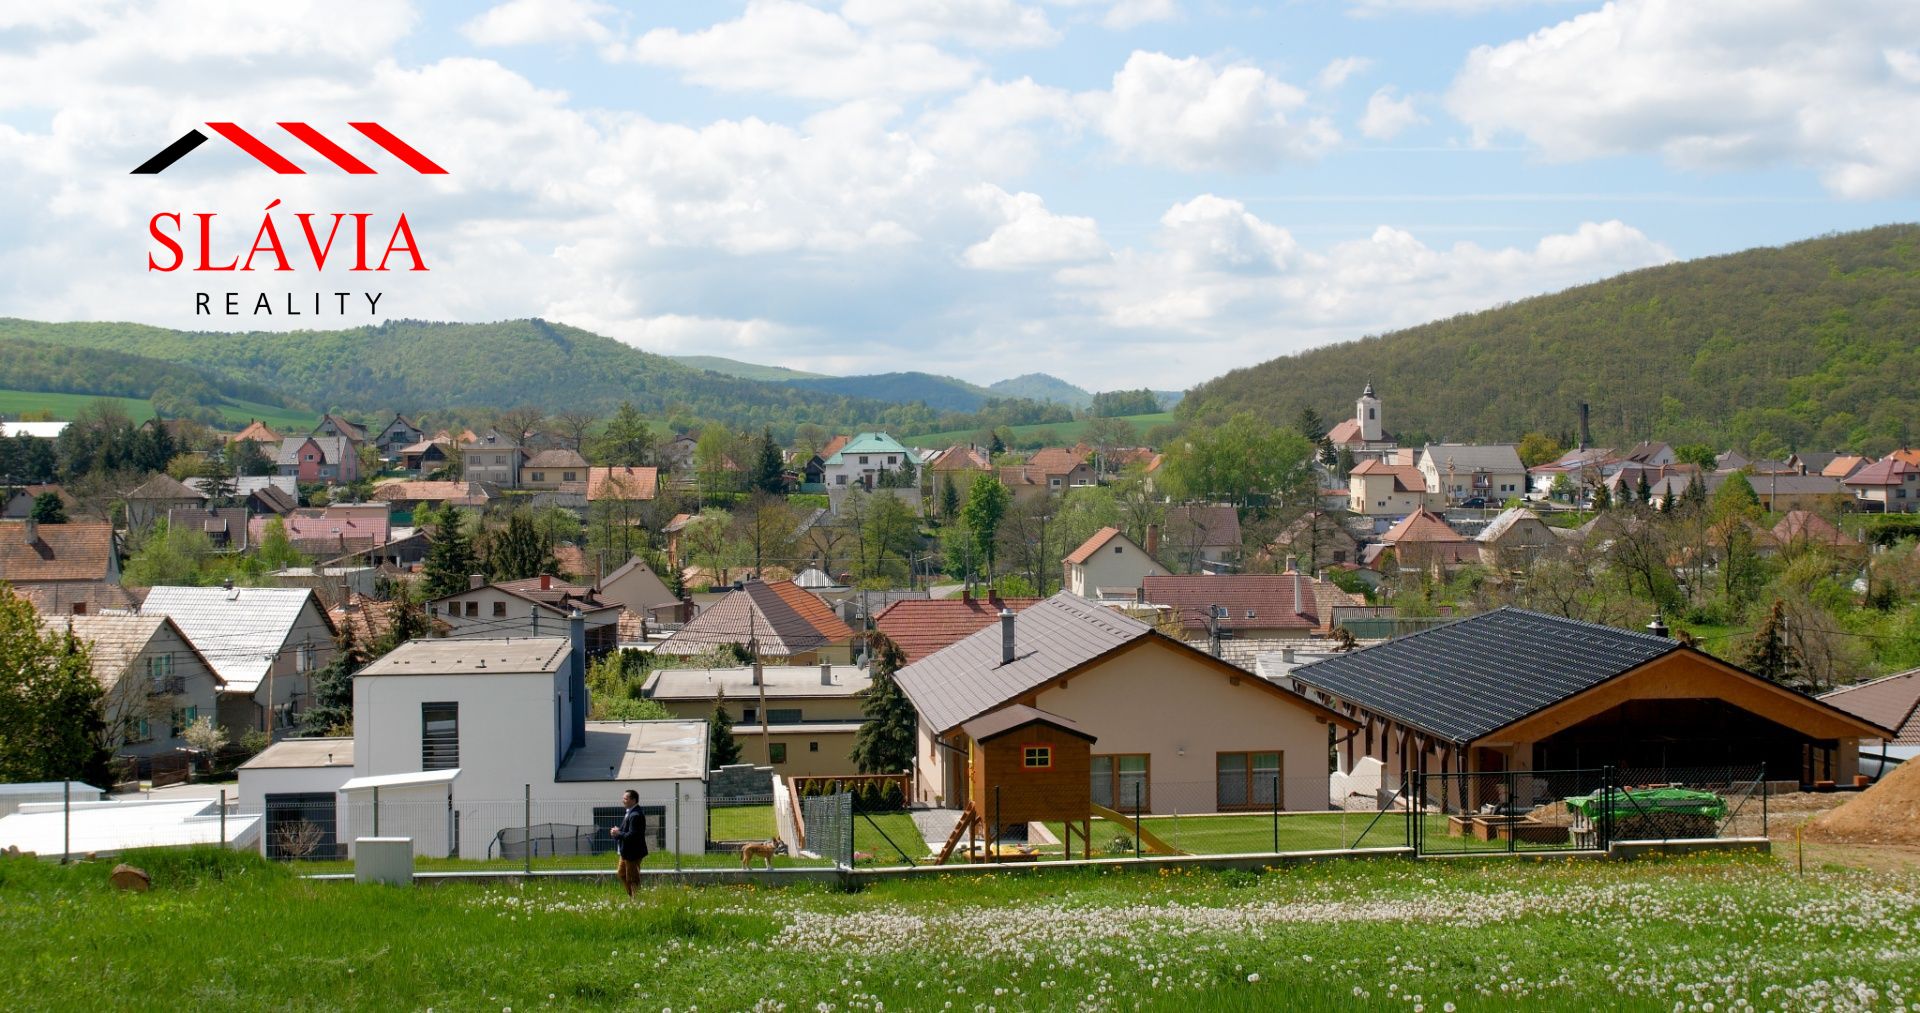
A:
<box><xmin>1286</xmin><ymin>607</ymin><xmax>1680</xmax><ymax>744</ymax></box>
<box><xmin>962</xmin><ymin>704</ymin><xmax>1096</xmax><ymax>744</ymax></box>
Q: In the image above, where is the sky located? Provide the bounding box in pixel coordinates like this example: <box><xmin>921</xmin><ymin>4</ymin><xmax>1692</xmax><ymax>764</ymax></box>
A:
<box><xmin>0</xmin><ymin>0</ymin><xmax>1915</xmax><ymax>392</ymax></box>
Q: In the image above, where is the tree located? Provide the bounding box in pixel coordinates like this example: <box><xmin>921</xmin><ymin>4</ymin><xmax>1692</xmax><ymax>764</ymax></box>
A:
<box><xmin>1082</xmin><ymin>416</ymin><xmax>1139</xmax><ymax>474</ymax></box>
<box><xmin>850</xmin><ymin>633</ymin><xmax>916</xmax><ymax>774</ymax></box>
<box><xmin>988</xmin><ymin>431</ymin><xmax>1006</xmax><ymax>457</ymax></box>
<box><xmin>751</xmin><ymin>426</ymin><xmax>785</xmax><ymax>494</ymax></box>
<box><xmin>1549</xmin><ymin>472</ymin><xmax>1575</xmax><ymax>503</ymax></box>
<box><xmin>1673</xmin><ymin>443</ymin><xmax>1720</xmax><ymax>471</ymax></box>
<box><xmin>484</xmin><ymin>510</ymin><xmax>556</xmax><ymax>582</ymax></box>
<box><xmin>960</xmin><ymin>474</ymin><xmax>1010</xmax><ymax>581</ymax></box>
<box><xmin>694</xmin><ymin>425</ymin><xmax>738</xmax><ymax>503</ymax></box>
<box><xmin>997</xmin><ymin>495</ymin><xmax>1060</xmax><ymax>595</ymax></box>
<box><xmin>1295</xmin><ymin>406</ymin><xmax>1327</xmax><ymax>443</ymax></box>
<box><xmin>856</xmin><ymin>491</ymin><xmax>920</xmax><ymax>583</ymax></box>
<box><xmin>200</xmin><ymin>452</ymin><xmax>238</xmax><ymax>506</ymax></box>
<box><xmin>939</xmin><ymin>475</ymin><xmax>960</xmax><ymax>521</ymax></box>
<box><xmin>228</xmin><ymin>438</ymin><xmax>272</xmax><ymax>477</ymax></box>
<box><xmin>681</xmin><ymin>510</ymin><xmax>735</xmax><ymax>588</ymax></box>
<box><xmin>421</xmin><ymin>503</ymin><xmax>481</xmax><ymax>598</ymax></box>
<box><xmin>299</xmin><ymin>628</ymin><xmax>369</xmax><ymax>736</ymax></box>
<box><xmin>257</xmin><ymin>516</ymin><xmax>308</xmax><ymax>570</ymax></box>
<box><xmin>554</xmin><ymin>410</ymin><xmax>599</xmax><ymax>452</ymax></box>
<box><xmin>732</xmin><ymin>492</ymin><xmax>799</xmax><ymax>578</ymax></box>
<box><xmin>1742</xmin><ymin>599</ymin><xmax>1803</xmax><ymax>686</ymax></box>
<box><xmin>591</xmin><ymin>402</ymin><xmax>652</xmax><ymax>466</ymax></box>
<box><xmin>1591</xmin><ymin>482</ymin><xmax>1613</xmax><ymax>512</ymax></box>
<box><xmin>1089</xmin><ymin>389</ymin><xmax>1160</xmax><ymax>417</ymax></box>
<box><xmin>122</xmin><ymin>521</ymin><xmax>212</xmax><ymax>586</ymax></box>
<box><xmin>1636</xmin><ymin>471</ymin><xmax>1653</xmax><ymax>505</ymax></box>
<box><xmin>495</xmin><ymin>405</ymin><xmax>547</xmax><ymax>445</ymax></box>
<box><xmin>1517</xmin><ymin>432</ymin><xmax>1565</xmax><ymax>469</ymax></box>
<box><xmin>0</xmin><ymin>588</ymin><xmax>109</xmax><ymax>787</ymax></box>
<box><xmin>29</xmin><ymin>492</ymin><xmax>66</xmax><ymax>524</ymax></box>
<box><xmin>1160</xmin><ymin>412</ymin><xmax>1315</xmax><ymax>509</ymax></box>
<box><xmin>708</xmin><ymin>693</ymin><xmax>742</xmax><ymax>769</ymax></box>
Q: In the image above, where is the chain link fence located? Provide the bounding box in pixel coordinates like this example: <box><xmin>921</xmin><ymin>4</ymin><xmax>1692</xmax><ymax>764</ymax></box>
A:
<box><xmin>1414</xmin><ymin>766</ymin><xmax>1770</xmax><ymax>857</ymax></box>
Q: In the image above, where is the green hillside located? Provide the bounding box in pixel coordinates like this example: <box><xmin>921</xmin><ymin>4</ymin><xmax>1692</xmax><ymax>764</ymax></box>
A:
<box><xmin>1178</xmin><ymin>224</ymin><xmax>1920</xmax><ymax>455</ymax></box>
<box><xmin>671</xmin><ymin>355</ymin><xmax>830</xmax><ymax>381</ymax></box>
<box><xmin>988</xmin><ymin>373</ymin><xmax>1093</xmax><ymax>408</ymax></box>
<box><xmin>906</xmin><ymin>412</ymin><xmax>1176</xmax><ymax>449</ymax></box>
<box><xmin>780</xmin><ymin>371</ymin><xmax>994</xmax><ymax>413</ymax></box>
<box><xmin>0</xmin><ymin>389</ymin><xmax>315</xmax><ymax>431</ymax></box>
<box><xmin>0</xmin><ymin>318</ymin><xmax>928</xmax><ymax>433</ymax></box>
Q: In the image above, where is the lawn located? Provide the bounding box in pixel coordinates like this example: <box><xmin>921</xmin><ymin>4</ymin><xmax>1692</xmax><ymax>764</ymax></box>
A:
<box><xmin>6</xmin><ymin>847</ymin><xmax>1917</xmax><ymax>1010</ymax></box>
<box><xmin>0</xmin><ymin>387</ymin><xmax>316</xmax><ymax>431</ymax></box>
<box><xmin>1036</xmin><ymin>810</ymin><xmax>1412</xmax><ymax>859</ymax></box>
<box><xmin>906</xmin><ymin>411</ymin><xmax>1177</xmax><ymax>448</ymax></box>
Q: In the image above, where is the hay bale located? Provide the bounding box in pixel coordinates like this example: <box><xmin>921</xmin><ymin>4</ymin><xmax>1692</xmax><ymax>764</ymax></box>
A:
<box><xmin>108</xmin><ymin>864</ymin><xmax>151</xmax><ymax>892</ymax></box>
<box><xmin>1804</xmin><ymin>758</ymin><xmax>1920</xmax><ymax>846</ymax></box>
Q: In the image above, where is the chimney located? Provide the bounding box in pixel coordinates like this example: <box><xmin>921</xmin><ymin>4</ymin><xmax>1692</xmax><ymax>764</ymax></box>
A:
<box><xmin>1645</xmin><ymin>612</ymin><xmax>1670</xmax><ymax>639</ymax></box>
<box><xmin>1144</xmin><ymin>523</ymin><xmax>1160</xmax><ymax>559</ymax></box>
<box><xmin>469</xmin><ymin>573</ymin><xmax>486</xmax><ymax>590</ymax></box>
<box><xmin>1284</xmin><ymin>553</ymin><xmax>1298</xmax><ymax>574</ymax></box>
<box><xmin>1282</xmin><ymin>646</ymin><xmax>1295</xmax><ymax>665</ymax></box>
<box><xmin>21</xmin><ymin>517</ymin><xmax>35</xmax><ymax>545</ymax></box>
<box><xmin>540</xmin><ymin>573</ymin><xmax>552</xmax><ymax>592</ymax></box>
<box><xmin>568</xmin><ymin>608</ymin><xmax>588</xmax><ymax>744</ymax></box>
<box><xmin>1134</xmin><ymin>585</ymin><xmax>1147</xmax><ymax>605</ymax></box>
<box><xmin>986</xmin><ymin>588</ymin><xmax>1002</xmax><ymax>608</ymax></box>
<box><xmin>999</xmin><ymin>607</ymin><xmax>1016</xmax><ymax>665</ymax></box>
<box><xmin>821</xmin><ymin>662</ymin><xmax>833</xmax><ymax>686</ymax></box>
<box><xmin>1578</xmin><ymin>402</ymin><xmax>1592</xmax><ymax>451</ymax></box>
<box><xmin>222</xmin><ymin>577</ymin><xmax>234</xmax><ymax>591</ymax></box>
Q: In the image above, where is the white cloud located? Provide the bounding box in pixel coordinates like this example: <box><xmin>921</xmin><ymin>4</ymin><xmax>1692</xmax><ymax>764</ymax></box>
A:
<box><xmin>962</xmin><ymin>185</ymin><xmax>1107</xmax><ymax>269</ymax></box>
<box><xmin>1085</xmin><ymin>51</ymin><xmax>1336</xmax><ymax>171</ymax></box>
<box><xmin>1447</xmin><ymin>0</ymin><xmax>1920</xmax><ymax>198</ymax></box>
<box><xmin>1316</xmin><ymin>56</ymin><xmax>1372</xmax><ymax>90</ymax></box>
<box><xmin>1359</xmin><ymin>86</ymin><xmax>1424</xmax><ymax>140</ymax></box>
<box><xmin>1059</xmin><ymin>198</ymin><xmax>1673</xmax><ymax>346</ymax></box>
<box><xmin>627</xmin><ymin>0</ymin><xmax>978</xmax><ymax>102</ymax></box>
<box><xmin>1345</xmin><ymin>0</ymin><xmax>1578</xmax><ymax>14</ymax></box>
<box><xmin>1047</xmin><ymin>0</ymin><xmax>1179</xmax><ymax>30</ymax></box>
<box><xmin>460</xmin><ymin>0</ymin><xmax>615</xmax><ymax>49</ymax></box>
<box><xmin>840</xmin><ymin>0</ymin><xmax>1060</xmax><ymax>48</ymax></box>
<box><xmin>916</xmin><ymin>77</ymin><xmax>1080</xmax><ymax>176</ymax></box>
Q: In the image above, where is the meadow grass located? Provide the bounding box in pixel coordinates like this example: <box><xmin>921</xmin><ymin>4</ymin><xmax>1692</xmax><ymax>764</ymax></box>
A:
<box><xmin>0</xmin><ymin>387</ymin><xmax>316</xmax><ymax>430</ymax></box>
<box><xmin>6</xmin><ymin>847</ymin><xmax>1916</xmax><ymax>1010</ymax></box>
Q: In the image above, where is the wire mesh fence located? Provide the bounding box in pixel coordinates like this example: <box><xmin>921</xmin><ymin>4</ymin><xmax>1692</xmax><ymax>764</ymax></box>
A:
<box><xmin>1413</xmin><ymin>765</ymin><xmax>1770</xmax><ymax>857</ymax></box>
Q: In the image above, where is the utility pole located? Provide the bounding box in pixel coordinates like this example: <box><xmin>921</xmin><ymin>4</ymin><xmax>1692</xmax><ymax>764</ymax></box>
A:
<box><xmin>751</xmin><ymin>607</ymin><xmax>768</xmax><ymax>764</ymax></box>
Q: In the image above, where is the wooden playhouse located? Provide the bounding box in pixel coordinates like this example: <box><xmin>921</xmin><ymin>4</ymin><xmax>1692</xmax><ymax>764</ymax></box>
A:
<box><xmin>938</xmin><ymin>705</ymin><xmax>1096</xmax><ymax>862</ymax></box>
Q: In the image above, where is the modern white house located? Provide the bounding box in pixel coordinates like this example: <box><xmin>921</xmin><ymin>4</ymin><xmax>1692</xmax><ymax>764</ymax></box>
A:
<box><xmin>239</xmin><ymin>631</ymin><xmax>708</xmax><ymax>860</ymax></box>
<box><xmin>821</xmin><ymin>432</ymin><xmax>912</xmax><ymax>490</ymax></box>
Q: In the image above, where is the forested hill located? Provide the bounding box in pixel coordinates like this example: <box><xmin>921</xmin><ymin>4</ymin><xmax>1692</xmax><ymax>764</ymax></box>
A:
<box><xmin>1178</xmin><ymin>225</ymin><xmax>1920</xmax><ymax>455</ymax></box>
<box><xmin>0</xmin><ymin>318</ymin><xmax>936</xmax><ymax>432</ymax></box>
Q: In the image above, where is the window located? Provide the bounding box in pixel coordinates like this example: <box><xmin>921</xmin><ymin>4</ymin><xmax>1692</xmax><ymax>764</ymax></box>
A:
<box><xmin>131</xmin><ymin>717</ymin><xmax>153</xmax><ymax>743</ymax></box>
<box><xmin>422</xmin><ymin>702</ymin><xmax>459</xmax><ymax>769</ymax></box>
<box><xmin>1023</xmin><ymin>745</ymin><xmax>1052</xmax><ymax>769</ymax></box>
<box><xmin>296</xmin><ymin>645</ymin><xmax>314</xmax><ymax>673</ymax></box>
<box><xmin>1216</xmin><ymin>751</ymin><xmax>1282</xmax><ymax>810</ymax></box>
<box><xmin>464</xmin><ymin>601</ymin><xmax>479</xmax><ymax>617</ymax></box>
<box><xmin>741</xmin><ymin>708</ymin><xmax>756</xmax><ymax>724</ymax></box>
<box><xmin>859</xmin><ymin>455</ymin><xmax>869</xmax><ymax>464</ymax></box>
<box><xmin>767</xmin><ymin>708</ymin><xmax>802</xmax><ymax>724</ymax></box>
<box><xmin>492</xmin><ymin>601</ymin><xmax>507</xmax><ymax>618</ymax></box>
<box><xmin>887</xmin><ymin>456</ymin><xmax>897</xmax><ymax>465</ymax></box>
<box><xmin>1091</xmin><ymin>754</ymin><xmax>1148</xmax><ymax>809</ymax></box>
<box><xmin>1333</xmin><ymin>550</ymin><xmax>1347</xmax><ymax>564</ymax></box>
<box><xmin>1113</xmin><ymin>545</ymin><xmax>1123</xmax><ymax>554</ymax></box>
<box><xmin>563</xmin><ymin>471</ymin><xmax>576</xmax><ymax>482</ymax></box>
<box><xmin>808</xmin><ymin>741</ymin><xmax>819</xmax><ymax>752</ymax></box>
<box><xmin>769</xmin><ymin>742</ymin><xmax>788</xmax><ymax>764</ymax></box>
<box><xmin>836</xmin><ymin>475</ymin><xmax>847</xmax><ymax>485</ymax></box>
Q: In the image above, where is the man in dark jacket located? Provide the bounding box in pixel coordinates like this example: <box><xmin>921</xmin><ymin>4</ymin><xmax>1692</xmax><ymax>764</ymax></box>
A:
<box><xmin>610</xmin><ymin>789</ymin><xmax>648</xmax><ymax>897</ymax></box>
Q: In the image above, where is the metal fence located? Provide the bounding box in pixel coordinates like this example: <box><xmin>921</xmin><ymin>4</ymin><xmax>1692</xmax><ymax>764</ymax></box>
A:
<box><xmin>1413</xmin><ymin>765</ymin><xmax>1768</xmax><ymax>857</ymax></box>
<box><xmin>800</xmin><ymin>792</ymin><xmax>855</xmax><ymax>869</ymax></box>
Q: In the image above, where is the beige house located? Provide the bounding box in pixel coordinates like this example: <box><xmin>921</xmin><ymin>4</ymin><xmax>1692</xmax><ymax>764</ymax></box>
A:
<box><xmin>522</xmin><ymin>449</ymin><xmax>588</xmax><ymax>491</ymax></box>
<box><xmin>42</xmin><ymin>613</ymin><xmax>223</xmax><ymax>759</ymax></box>
<box><xmin>644</xmin><ymin>665</ymin><xmax>871</xmax><ymax>777</ymax></box>
<box><xmin>895</xmin><ymin>592</ymin><xmax>1357</xmax><ymax>814</ymax></box>
<box><xmin>1061</xmin><ymin>527</ymin><xmax>1166</xmax><ymax>599</ymax></box>
<box><xmin>428</xmin><ymin>575</ymin><xmax>622</xmax><ymax>657</ymax></box>
<box><xmin>1347</xmin><ymin>459</ymin><xmax>1430</xmax><ymax>516</ymax></box>
<box><xmin>595</xmin><ymin>556</ymin><xmax>682</xmax><ymax>622</ymax></box>
<box><xmin>1416</xmin><ymin>443</ymin><xmax>1527</xmax><ymax>506</ymax></box>
<box><xmin>655</xmin><ymin>579</ymin><xmax>858</xmax><ymax>665</ymax></box>
<box><xmin>459</xmin><ymin>432</ymin><xmax>523</xmax><ymax>489</ymax></box>
<box><xmin>1475</xmin><ymin>507</ymin><xmax>1559</xmax><ymax>569</ymax></box>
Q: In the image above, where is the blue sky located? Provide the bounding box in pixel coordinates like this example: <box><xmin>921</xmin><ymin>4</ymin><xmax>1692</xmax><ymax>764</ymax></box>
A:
<box><xmin>0</xmin><ymin>1</ymin><xmax>1914</xmax><ymax>391</ymax></box>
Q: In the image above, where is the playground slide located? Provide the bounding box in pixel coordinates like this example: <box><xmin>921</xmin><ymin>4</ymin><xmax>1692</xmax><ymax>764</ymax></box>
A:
<box><xmin>1088</xmin><ymin>803</ymin><xmax>1185</xmax><ymax>855</ymax></box>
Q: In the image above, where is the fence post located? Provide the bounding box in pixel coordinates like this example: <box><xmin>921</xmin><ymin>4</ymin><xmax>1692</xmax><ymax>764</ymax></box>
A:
<box><xmin>62</xmin><ymin>779</ymin><xmax>71</xmax><ymax>865</ymax></box>
<box><xmin>1271</xmin><ymin>775</ymin><xmax>1279</xmax><ymax>854</ymax></box>
<box><xmin>1133</xmin><ymin>781</ymin><xmax>1142</xmax><ymax>858</ymax></box>
<box><xmin>673</xmin><ymin>791</ymin><xmax>682</xmax><ymax>873</ymax></box>
<box><xmin>1600</xmin><ymin>766</ymin><xmax>1613</xmax><ymax>850</ymax></box>
<box><xmin>993</xmin><ymin>785</ymin><xmax>1002</xmax><ymax>864</ymax></box>
<box><xmin>220</xmin><ymin>789</ymin><xmax>227</xmax><ymax>848</ymax></box>
<box><xmin>1506</xmin><ymin>769</ymin><xmax>1516</xmax><ymax>855</ymax></box>
<box><xmin>373</xmin><ymin>786</ymin><xmax>380</xmax><ymax>837</ymax></box>
<box><xmin>523</xmin><ymin>783</ymin><xmax>532</xmax><ymax>875</ymax></box>
<box><xmin>1760</xmin><ymin>763</ymin><xmax>1768</xmax><ymax>838</ymax></box>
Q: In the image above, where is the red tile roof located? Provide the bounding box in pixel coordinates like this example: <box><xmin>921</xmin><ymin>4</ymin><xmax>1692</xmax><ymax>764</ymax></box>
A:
<box><xmin>817</xmin><ymin>435</ymin><xmax>851</xmax><ymax>460</ymax></box>
<box><xmin>1771</xmin><ymin>510</ymin><xmax>1857</xmax><ymax>548</ymax></box>
<box><xmin>1062</xmin><ymin>527</ymin><xmax>1125</xmax><ymax>565</ymax></box>
<box><xmin>659</xmin><ymin>579</ymin><xmax>855</xmax><ymax>657</ymax></box>
<box><xmin>0</xmin><ymin>521</ymin><xmax>118</xmax><ymax>583</ymax></box>
<box><xmin>1350</xmin><ymin>459</ymin><xmax>1427</xmax><ymax>493</ymax></box>
<box><xmin>873</xmin><ymin>595</ymin><xmax>1044</xmax><ymax>662</ymax></box>
<box><xmin>1846</xmin><ymin>458</ymin><xmax>1913</xmax><ymax>487</ymax></box>
<box><xmin>1140</xmin><ymin>573</ymin><xmax>1323</xmax><ymax>633</ymax></box>
<box><xmin>1025</xmin><ymin>447</ymin><xmax>1088</xmax><ymax>476</ymax></box>
<box><xmin>587</xmin><ymin>466</ymin><xmax>658</xmax><ymax>501</ymax></box>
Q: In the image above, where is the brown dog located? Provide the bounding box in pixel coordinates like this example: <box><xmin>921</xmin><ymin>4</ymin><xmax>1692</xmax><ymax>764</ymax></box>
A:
<box><xmin>740</xmin><ymin>840</ymin><xmax>779</xmax><ymax>869</ymax></box>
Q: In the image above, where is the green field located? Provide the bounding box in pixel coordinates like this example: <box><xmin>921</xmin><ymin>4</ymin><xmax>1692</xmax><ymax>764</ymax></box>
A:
<box><xmin>6</xmin><ymin>847</ymin><xmax>1915</xmax><ymax>1009</ymax></box>
<box><xmin>906</xmin><ymin>411</ymin><xmax>1177</xmax><ymax>447</ymax></box>
<box><xmin>0</xmin><ymin>388</ymin><xmax>315</xmax><ymax>431</ymax></box>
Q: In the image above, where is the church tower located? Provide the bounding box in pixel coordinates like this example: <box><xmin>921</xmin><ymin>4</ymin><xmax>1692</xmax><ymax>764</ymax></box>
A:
<box><xmin>1356</xmin><ymin>382</ymin><xmax>1383</xmax><ymax>443</ymax></box>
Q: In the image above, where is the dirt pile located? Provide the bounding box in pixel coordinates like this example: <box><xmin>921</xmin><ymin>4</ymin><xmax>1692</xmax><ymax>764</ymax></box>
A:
<box><xmin>1804</xmin><ymin>760</ymin><xmax>1920</xmax><ymax>845</ymax></box>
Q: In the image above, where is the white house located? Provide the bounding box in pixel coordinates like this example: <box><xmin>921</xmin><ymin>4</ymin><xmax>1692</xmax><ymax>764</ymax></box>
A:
<box><xmin>1416</xmin><ymin>444</ymin><xmax>1527</xmax><ymax>506</ymax></box>
<box><xmin>1060</xmin><ymin>527</ymin><xmax>1166</xmax><ymax>599</ymax></box>
<box><xmin>242</xmin><ymin>632</ymin><xmax>708</xmax><ymax>861</ymax></box>
<box><xmin>821</xmin><ymin>432</ymin><xmax>912</xmax><ymax>490</ymax></box>
<box><xmin>140</xmin><ymin>585</ymin><xmax>337</xmax><ymax>739</ymax></box>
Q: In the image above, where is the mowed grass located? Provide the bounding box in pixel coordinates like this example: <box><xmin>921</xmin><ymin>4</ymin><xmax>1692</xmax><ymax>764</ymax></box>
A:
<box><xmin>1035</xmin><ymin>811</ymin><xmax>1414</xmax><ymax>859</ymax></box>
<box><xmin>906</xmin><ymin>411</ymin><xmax>1177</xmax><ymax>447</ymax></box>
<box><xmin>0</xmin><ymin>387</ymin><xmax>316</xmax><ymax>430</ymax></box>
<box><xmin>7</xmin><ymin>846</ymin><xmax>1918</xmax><ymax>1010</ymax></box>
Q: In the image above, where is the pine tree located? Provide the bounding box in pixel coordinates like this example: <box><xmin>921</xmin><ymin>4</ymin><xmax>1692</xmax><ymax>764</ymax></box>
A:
<box><xmin>988</xmin><ymin>431</ymin><xmax>1006</xmax><ymax>456</ymax></box>
<box><xmin>1295</xmin><ymin>406</ymin><xmax>1327</xmax><ymax>443</ymax></box>
<box><xmin>298</xmin><ymin>630</ymin><xmax>369</xmax><ymax>736</ymax></box>
<box><xmin>708</xmin><ymin>691</ymin><xmax>742</xmax><ymax>769</ymax></box>
<box><xmin>0</xmin><ymin>589</ymin><xmax>109</xmax><ymax>787</ymax></box>
<box><xmin>421</xmin><ymin>503</ymin><xmax>480</xmax><ymax>598</ymax></box>
<box><xmin>1636</xmin><ymin>471</ymin><xmax>1653</xmax><ymax>506</ymax></box>
<box><xmin>1592</xmin><ymin>482</ymin><xmax>1613</xmax><ymax>511</ymax></box>
<box><xmin>29</xmin><ymin>492</ymin><xmax>66</xmax><ymax>524</ymax></box>
<box><xmin>851</xmin><ymin>633</ymin><xmax>917</xmax><ymax>774</ymax></box>
<box><xmin>1742</xmin><ymin>599</ymin><xmax>1803</xmax><ymax>686</ymax></box>
<box><xmin>752</xmin><ymin>426</ymin><xmax>785</xmax><ymax>494</ymax></box>
<box><xmin>939</xmin><ymin>475</ymin><xmax>960</xmax><ymax>520</ymax></box>
<box><xmin>485</xmin><ymin>511</ymin><xmax>554</xmax><ymax>582</ymax></box>
<box><xmin>961</xmin><ymin>474</ymin><xmax>1010</xmax><ymax>579</ymax></box>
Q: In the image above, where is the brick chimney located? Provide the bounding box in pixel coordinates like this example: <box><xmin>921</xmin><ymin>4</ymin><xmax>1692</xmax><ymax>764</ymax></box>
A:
<box><xmin>22</xmin><ymin>517</ymin><xmax>36</xmax><ymax>545</ymax></box>
<box><xmin>1144</xmin><ymin>523</ymin><xmax>1160</xmax><ymax>559</ymax></box>
<box><xmin>469</xmin><ymin>573</ymin><xmax>485</xmax><ymax>590</ymax></box>
<box><xmin>540</xmin><ymin>573</ymin><xmax>552</xmax><ymax>592</ymax></box>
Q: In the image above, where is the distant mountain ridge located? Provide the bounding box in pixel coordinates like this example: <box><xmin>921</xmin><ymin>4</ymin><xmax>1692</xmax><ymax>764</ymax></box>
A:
<box><xmin>671</xmin><ymin>355</ymin><xmax>829</xmax><ymax>382</ymax></box>
<box><xmin>1178</xmin><ymin>224</ymin><xmax>1920</xmax><ymax>454</ymax></box>
<box><xmin>988</xmin><ymin>373</ymin><xmax>1093</xmax><ymax>408</ymax></box>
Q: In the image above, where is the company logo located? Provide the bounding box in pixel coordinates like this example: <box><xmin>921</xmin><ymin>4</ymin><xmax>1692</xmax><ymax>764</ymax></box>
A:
<box><xmin>132</xmin><ymin>121</ymin><xmax>446</xmax><ymax>175</ymax></box>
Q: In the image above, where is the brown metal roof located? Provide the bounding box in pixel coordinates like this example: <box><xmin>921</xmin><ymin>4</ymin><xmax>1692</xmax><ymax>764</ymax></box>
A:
<box><xmin>1061</xmin><ymin>527</ymin><xmax>1124</xmax><ymax>565</ymax></box>
<box><xmin>962</xmin><ymin>704</ymin><xmax>1096</xmax><ymax>744</ymax></box>
<box><xmin>0</xmin><ymin>521</ymin><xmax>118</xmax><ymax>583</ymax></box>
<box><xmin>1822</xmin><ymin>669</ymin><xmax>1920</xmax><ymax>745</ymax></box>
